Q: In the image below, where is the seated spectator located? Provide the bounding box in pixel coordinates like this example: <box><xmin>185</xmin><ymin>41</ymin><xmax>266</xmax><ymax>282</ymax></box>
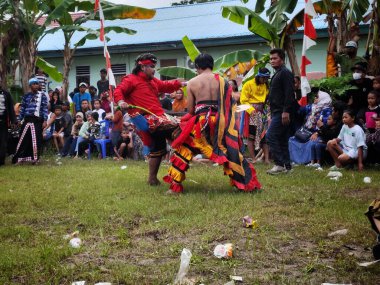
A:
<box><xmin>75</xmin><ymin>111</ymin><xmax>92</xmax><ymax>157</ymax></box>
<box><xmin>366</xmin><ymin>118</ymin><xmax>380</xmax><ymax>164</ymax></box>
<box><xmin>114</xmin><ymin>128</ymin><xmax>133</xmax><ymax>160</ymax></box>
<box><xmin>51</xmin><ymin>105</ymin><xmax>66</xmax><ymax>154</ymax></box>
<box><xmin>327</xmin><ymin>109</ymin><xmax>367</xmax><ymax>171</ymax></box>
<box><xmin>43</xmin><ymin>105</ymin><xmax>54</xmax><ymax>143</ymax></box>
<box><xmin>93</xmin><ymin>99</ymin><xmax>105</xmax><ymax>121</ymax></box>
<box><xmin>106</xmin><ymin>106</ymin><xmax>123</xmax><ymax>156</ymax></box>
<box><xmin>357</xmin><ymin>90</ymin><xmax>380</xmax><ymax>133</ymax></box>
<box><xmin>129</xmin><ymin>124</ymin><xmax>145</xmax><ymax>160</ymax></box>
<box><xmin>80</xmin><ymin>99</ymin><xmax>91</xmax><ymax>119</ymax></box>
<box><xmin>289</xmin><ymin>90</ymin><xmax>332</xmax><ymax>164</ymax></box>
<box><xmin>172</xmin><ymin>89</ymin><xmax>187</xmax><ymax>112</ymax></box>
<box><xmin>77</xmin><ymin>112</ymin><xmax>101</xmax><ymax>157</ymax></box>
<box><xmin>345</xmin><ymin>63</ymin><xmax>373</xmax><ymax>114</ymax></box>
<box><xmin>307</xmin><ymin>115</ymin><xmax>341</xmax><ymax>167</ymax></box>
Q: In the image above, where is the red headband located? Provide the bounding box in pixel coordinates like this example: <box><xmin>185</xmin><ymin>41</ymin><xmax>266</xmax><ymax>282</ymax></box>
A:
<box><xmin>138</xmin><ymin>59</ymin><xmax>155</xmax><ymax>65</ymax></box>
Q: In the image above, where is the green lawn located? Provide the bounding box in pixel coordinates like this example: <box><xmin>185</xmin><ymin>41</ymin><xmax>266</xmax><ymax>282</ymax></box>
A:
<box><xmin>1</xmin><ymin>158</ymin><xmax>380</xmax><ymax>284</ymax></box>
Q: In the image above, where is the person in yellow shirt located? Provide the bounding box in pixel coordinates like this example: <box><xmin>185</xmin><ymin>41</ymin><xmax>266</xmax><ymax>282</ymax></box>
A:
<box><xmin>240</xmin><ymin>68</ymin><xmax>271</xmax><ymax>163</ymax></box>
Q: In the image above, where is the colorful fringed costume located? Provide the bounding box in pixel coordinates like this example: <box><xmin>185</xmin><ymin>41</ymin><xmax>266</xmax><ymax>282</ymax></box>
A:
<box><xmin>163</xmin><ymin>74</ymin><xmax>261</xmax><ymax>193</ymax></box>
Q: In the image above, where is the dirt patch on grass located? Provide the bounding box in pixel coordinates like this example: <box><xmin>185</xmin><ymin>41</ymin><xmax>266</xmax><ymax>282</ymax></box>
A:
<box><xmin>343</xmin><ymin>187</ymin><xmax>380</xmax><ymax>202</ymax></box>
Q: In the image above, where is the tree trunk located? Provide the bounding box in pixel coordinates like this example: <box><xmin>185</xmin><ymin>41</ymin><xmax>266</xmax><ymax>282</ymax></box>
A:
<box><xmin>368</xmin><ymin>0</ymin><xmax>380</xmax><ymax>75</ymax></box>
<box><xmin>284</xmin><ymin>35</ymin><xmax>300</xmax><ymax>76</ymax></box>
<box><xmin>62</xmin><ymin>42</ymin><xmax>75</xmax><ymax>101</ymax></box>
<box><xmin>0</xmin><ymin>34</ymin><xmax>9</xmax><ymax>90</ymax></box>
<box><xmin>337</xmin><ymin>12</ymin><xmax>349</xmax><ymax>53</ymax></box>
<box><xmin>18</xmin><ymin>39</ymin><xmax>37</xmax><ymax>93</ymax></box>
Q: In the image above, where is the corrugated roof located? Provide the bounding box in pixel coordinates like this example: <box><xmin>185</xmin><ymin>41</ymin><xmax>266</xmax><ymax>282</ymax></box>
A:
<box><xmin>38</xmin><ymin>0</ymin><xmax>329</xmax><ymax>52</ymax></box>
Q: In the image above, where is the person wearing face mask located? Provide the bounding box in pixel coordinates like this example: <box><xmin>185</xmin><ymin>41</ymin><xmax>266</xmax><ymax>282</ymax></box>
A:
<box><xmin>345</xmin><ymin>63</ymin><xmax>373</xmax><ymax>114</ymax></box>
<box><xmin>328</xmin><ymin>40</ymin><xmax>366</xmax><ymax>76</ymax></box>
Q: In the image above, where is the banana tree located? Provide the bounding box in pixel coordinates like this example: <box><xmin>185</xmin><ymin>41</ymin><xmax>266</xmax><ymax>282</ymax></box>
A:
<box><xmin>221</xmin><ymin>0</ymin><xmax>301</xmax><ymax>75</ymax></box>
<box><xmin>158</xmin><ymin>36</ymin><xmax>265</xmax><ymax>84</ymax></box>
<box><xmin>42</xmin><ymin>0</ymin><xmax>155</xmax><ymax>100</ymax></box>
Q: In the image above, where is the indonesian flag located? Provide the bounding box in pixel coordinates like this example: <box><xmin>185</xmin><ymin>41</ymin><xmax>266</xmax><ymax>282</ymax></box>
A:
<box><xmin>94</xmin><ymin>0</ymin><xmax>116</xmax><ymax>101</ymax></box>
<box><xmin>299</xmin><ymin>0</ymin><xmax>317</xmax><ymax>107</ymax></box>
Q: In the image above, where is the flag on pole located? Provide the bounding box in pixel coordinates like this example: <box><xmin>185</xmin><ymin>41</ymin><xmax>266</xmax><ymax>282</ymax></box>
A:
<box><xmin>94</xmin><ymin>0</ymin><xmax>116</xmax><ymax>103</ymax></box>
<box><xmin>299</xmin><ymin>0</ymin><xmax>317</xmax><ymax>107</ymax></box>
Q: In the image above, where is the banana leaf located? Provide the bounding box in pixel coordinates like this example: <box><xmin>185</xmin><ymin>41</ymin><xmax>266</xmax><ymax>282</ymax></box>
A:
<box><xmin>36</xmin><ymin>57</ymin><xmax>63</xmax><ymax>82</ymax></box>
<box><xmin>182</xmin><ymin>36</ymin><xmax>201</xmax><ymax>62</ymax></box>
<box><xmin>213</xmin><ymin>50</ymin><xmax>263</xmax><ymax>71</ymax></box>
<box><xmin>157</xmin><ymin>66</ymin><xmax>197</xmax><ymax>80</ymax></box>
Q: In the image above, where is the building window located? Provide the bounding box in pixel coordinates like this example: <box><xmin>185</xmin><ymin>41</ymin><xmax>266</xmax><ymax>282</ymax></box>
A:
<box><xmin>160</xmin><ymin>59</ymin><xmax>177</xmax><ymax>80</ymax></box>
<box><xmin>111</xmin><ymin>64</ymin><xmax>127</xmax><ymax>85</ymax></box>
<box><xmin>76</xmin><ymin>66</ymin><xmax>90</xmax><ymax>88</ymax></box>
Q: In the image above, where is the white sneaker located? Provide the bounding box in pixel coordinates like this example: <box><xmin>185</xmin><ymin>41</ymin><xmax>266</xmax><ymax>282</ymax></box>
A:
<box><xmin>329</xmin><ymin>165</ymin><xmax>339</xmax><ymax>171</ymax></box>
<box><xmin>267</xmin><ymin>165</ymin><xmax>287</xmax><ymax>175</ymax></box>
<box><xmin>313</xmin><ymin>163</ymin><xmax>321</xmax><ymax>168</ymax></box>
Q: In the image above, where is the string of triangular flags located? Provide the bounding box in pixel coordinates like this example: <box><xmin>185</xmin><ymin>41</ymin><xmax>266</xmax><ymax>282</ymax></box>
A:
<box><xmin>299</xmin><ymin>0</ymin><xmax>317</xmax><ymax>107</ymax></box>
<box><xmin>94</xmin><ymin>0</ymin><xmax>116</xmax><ymax>105</ymax></box>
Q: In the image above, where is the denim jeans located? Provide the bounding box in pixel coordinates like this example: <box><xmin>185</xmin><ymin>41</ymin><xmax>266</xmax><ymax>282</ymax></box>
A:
<box><xmin>266</xmin><ymin>112</ymin><xmax>292</xmax><ymax>167</ymax></box>
<box><xmin>310</xmin><ymin>141</ymin><xmax>327</xmax><ymax>161</ymax></box>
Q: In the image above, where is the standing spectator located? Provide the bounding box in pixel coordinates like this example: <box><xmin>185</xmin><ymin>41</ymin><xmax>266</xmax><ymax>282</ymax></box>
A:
<box><xmin>12</xmin><ymin>78</ymin><xmax>48</xmax><ymax>164</ymax></box>
<box><xmin>0</xmin><ymin>84</ymin><xmax>17</xmax><ymax>166</ymax></box>
<box><xmin>240</xmin><ymin>67</ymin><xmax>271</xmax><ymax>163</ymax></box>
<box><xmin>97</xmin><ymin>68</ymin><xmax>109</xmax><ymax>96</ymax></box>
<box><xmin>35</xmin><ymin>67</ymin><xmax>48</xmax><ymax>93</ymax></box>
<box><xmin>72</xmin><ymin>82</ymin><xmax>92</xmax><ymax>115</ymax></box>
<box><xmin>172</xmin><ymin>89</ymin><xmax>187</xmax><ymax>112</ymax></box>
<box><xmin>294</xmin><ymin>75</ymin><xmax>302</xmax><ymax>101</ymax></box>
<box><xmin>106</xmin><ymin>106</ymin><xmax>124</xmax><ymax>156</ymax></box>
<box><xmin>328</xmin><ymin>40</ymin><xmax>367</xmax><ymax>76</ymax></box>
<box><xmin>345</xmin><ymin>63</ymin><xmax>373</xmax><ymax>113</ymax></box>
<box><xmin>89</xmin><ymin>85</ymin><xmax>98</xmax><ymax>103</ymax></box>
<box><xmin>266</xmin><ymin>48</ymin><xmax>296</xmax><ymax>174</ymax></box>
<box><xmin>60</xmin><ymin>101</ymin><xmax>73</xmax><ymax>156</ymax></box>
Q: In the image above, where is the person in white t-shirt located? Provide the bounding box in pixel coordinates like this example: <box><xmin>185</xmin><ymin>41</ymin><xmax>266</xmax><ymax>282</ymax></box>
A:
<box><xmin>93</xmin><ymin>99</ymin><xmax>105</xmax><ymax>121</ymax></box>
<box><xmin>327</xmin><ymin>109</ymin><xmax>367</xmax><ymax>171</ymax></box>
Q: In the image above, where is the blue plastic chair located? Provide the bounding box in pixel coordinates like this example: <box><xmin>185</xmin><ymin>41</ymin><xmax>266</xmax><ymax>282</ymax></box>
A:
<box><xmin>88</xmin><ymin>120</ymin><xmax>112</xmax><ymax>159</ymax></box>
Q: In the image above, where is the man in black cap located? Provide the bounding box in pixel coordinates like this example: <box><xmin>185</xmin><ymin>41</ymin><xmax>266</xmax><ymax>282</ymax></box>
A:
<box><xmin>345</xmin><ymin>62</ymin><xmax>373</xmax><ymax>114</ymax></box>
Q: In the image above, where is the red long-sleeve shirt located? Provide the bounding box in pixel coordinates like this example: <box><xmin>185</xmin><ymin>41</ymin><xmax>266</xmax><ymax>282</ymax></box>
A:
<box><xmin>114</xmin><ymin>72</ymin><xmax>181</xmax><ymax>116</ymax></box>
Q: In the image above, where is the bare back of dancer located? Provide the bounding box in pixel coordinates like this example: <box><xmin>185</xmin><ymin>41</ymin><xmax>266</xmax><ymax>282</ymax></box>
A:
<box><xmin>187</xmin><ymin>71</ymin><xmax>220</xmax><ymax>114</ymax></box>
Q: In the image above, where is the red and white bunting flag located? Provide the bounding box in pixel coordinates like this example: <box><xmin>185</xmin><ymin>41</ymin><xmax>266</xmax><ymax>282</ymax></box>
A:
<box><xmin>299</xmin><ymin>0</ymin><xmax>317</xmax><ymax>107</ymax></box>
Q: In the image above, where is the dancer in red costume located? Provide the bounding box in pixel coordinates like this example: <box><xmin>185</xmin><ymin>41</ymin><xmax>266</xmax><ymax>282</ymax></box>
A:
<box><xmin>114</xmin><ymin>53</ymin><xmax>185</xmax><ymax>185</ymax></box>
<box><xmin>163</xmin><ymin>53</ymin><xmax>261</xmax><ymax>194</ymax></box>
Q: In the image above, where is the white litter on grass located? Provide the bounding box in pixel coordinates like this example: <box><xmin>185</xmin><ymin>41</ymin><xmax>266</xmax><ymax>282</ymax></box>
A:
<box><xmin>174</xmin><ymin>248</ymin><xmax>192</xmax><ymax>285</ymax></box>
<box><xmin>330</xmin><ymin>177</ymin><xmax>339</xmax><ymax>181</ymax></box>
<box><xmin>69</xmin><ymin>237</ymin><xmax>82</xmax><ymax>248</ymax></box>
<box><xmin>363</xmin><ymin>177</ymin><xmax>371</xmax><ymax>183</ymax></box>
<box><xmin>357</xmin><ymin>259</ymin><xmax>380</xmax><ymax>267</ymax></box>
<box><xmin>327</xmin><ymin>171</ymin><xmax>343</xmax><ymax>178</ymax></box>
<box><xmin>230</xmin><ymin>275</ymin><xmax>243</xmax><ymax>281</ymax></box>
<box><xmin>72</xmin><ymin>282</ymin><xmax>86</xmax><ymax>285</ymax></box>
<box><xmin>189</xmin><ymin>179</ymin><xmax>199</xmax><ymax>184</ymax></box>
<box><xmin>120</xmin><ymin>165</ymin><xmax>127</xmax><ymax>170</ymax></box>
<box><xmin>316</xmin><ymin>167</ymin><xmax>323</xmax><ymax>171</ymax></box>
<box><xmin>328</xmin><ymin>229</ymin><xmax>348</xmax><ymax>237</ymax></box>
<box><xmin>57</xmin><ymin>161</ymin><xmax>62</xmax><ymax>165</ymax></box>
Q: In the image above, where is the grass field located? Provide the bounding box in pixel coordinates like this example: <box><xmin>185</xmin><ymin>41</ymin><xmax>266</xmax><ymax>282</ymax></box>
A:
<box><xmin>1</xmin><ymin>157</ymin><xmax>380</xmax><ymax>284</ymax></box>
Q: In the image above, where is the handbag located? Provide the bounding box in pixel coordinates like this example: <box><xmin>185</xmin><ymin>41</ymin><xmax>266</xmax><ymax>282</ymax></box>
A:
<box><xmin>294</xmin><ymin>127</ymin><xmax>313</xmax><ymax>143</ymax></box>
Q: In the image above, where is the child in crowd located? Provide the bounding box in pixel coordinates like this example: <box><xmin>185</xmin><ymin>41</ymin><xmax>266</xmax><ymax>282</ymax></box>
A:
<box><xmin>51</xmin><ymin>105</ymin><xmax>66</xmax><ymax>154</ymax></box>
<box><xmin>77</xmin><ymin>112</ymin><xmax>101</xmax><ymax>157</ymax></box>
<box><xmin>67</xmin><ymin>112</ymin><xmax>84</xmax><ymax>156</ymax></box>
<box><xmin>307</xmin><ymin>115</ymin><xmax>341</xmax><ymax>167</ymax></box>
<box><xmin>327</xmin><ymin>109</ymin><xmax>367</xmax><ymax>171</ymax></box>
<box><xmin>93</xmin><ymin>99</ymin><xmax>105</xmax><ymax>121</ymax></box>
<box><xmin>50</xmin><ymin>90</ymin><xmax>62</xmax><ymax>112</ymax></box>
<box><xmin>373</xmin><ymin>76</ymin><xmax>380</xmax><ymax>93</ymax></box>
<box><xmin>114</xmin><ymin>128</ymin><xmax>133</xmax><ymax>160</ymax></box>
<box><xmin>357</xmin><ymin>90</ymin><xmax>380</xmax><ymax>133</ymax></box>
